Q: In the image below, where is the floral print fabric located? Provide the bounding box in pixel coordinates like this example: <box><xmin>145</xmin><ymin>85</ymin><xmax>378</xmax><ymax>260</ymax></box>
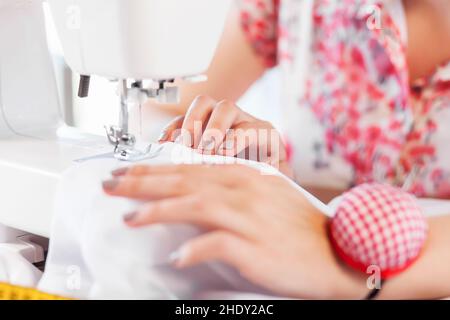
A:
<box><xmin>239</xmin><ymin>0</ymin><xmax>450</xmax><ymax>198</ymax></box>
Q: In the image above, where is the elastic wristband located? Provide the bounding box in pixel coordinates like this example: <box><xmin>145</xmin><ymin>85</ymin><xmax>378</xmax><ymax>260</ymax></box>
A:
<box><xmin>365</xmin><ymin>280</ymin><xmax>385</xmax><ymax>300</ymax></box>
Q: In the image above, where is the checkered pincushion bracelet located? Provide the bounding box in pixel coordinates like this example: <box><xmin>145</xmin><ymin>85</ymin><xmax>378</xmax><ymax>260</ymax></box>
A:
<box><xmin>328</xmin><ymin>183</ymin><xmax>428</xmax><ymax>299</ymax></box>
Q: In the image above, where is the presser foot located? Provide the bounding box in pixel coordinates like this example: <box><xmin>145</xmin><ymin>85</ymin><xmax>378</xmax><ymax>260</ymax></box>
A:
<box><xmin>74</xmin><ymin>143</ymin><xmax>164</xmax><ymax>163</ymax></box>
<box><xmin>105</xmin><ymin>125</ymin><xmax>136</xmax><ymax>149</ymax></box>
<box><xmin>113</xmin><ymin>143</ymin><xmax>164</xmax><ymax>162</ymax></box>
<box><xmin>105</xmin><ymin>125</ymin><xmax>164</xmax><ymax>161</ymax></box>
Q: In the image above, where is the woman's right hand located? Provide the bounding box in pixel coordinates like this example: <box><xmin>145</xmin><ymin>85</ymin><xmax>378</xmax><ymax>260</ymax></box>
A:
<box><xmin>158</xmin><ymin>95</ymin><xmax>293</xmax><ymax>178</ymax></box>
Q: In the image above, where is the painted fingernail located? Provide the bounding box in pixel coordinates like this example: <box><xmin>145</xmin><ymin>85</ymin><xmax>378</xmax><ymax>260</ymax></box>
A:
<box><xmin>111</xmin><ymin>167</ymin><xmax>128</xmax><ymax>177</ymax></box>
<box><xmin>169</xmin><ymin>249</ymin><xmax>186</xmax><ymax>267</ymax></box>
<box><xmin>102</xmin><ymin>179</ymin><xmax>119</xmax><ymax>191</ymax></box>
<box><xmin>158</xmin><ymin>131</ymin><xmax>168</xmax><ymax>141</ymax></box>
<box><xmin>169</xmin><ymin>250</ymin><xmax>181</xmax><ymax>263</ymax></box>
<box><xmin>174</xmin><ymin>135</ymin><xmax>183</xmax><ymax>144</ymax></box>
<box><xmin>175</xmin><ymin>134</ymin><xmax>193</xmax><ymax>147</ymax></box>
<box><xmin>123</xmin><ymin>211</ymin><xmax>138</xmax><ymax>223</ymax></box>
<box><xmin>223</xmin><ymin>140</ymin><xmax>234</xmax><ymax>150</ymax></box>
<box><xmin>200</xmin><ymin>139</ymin><xmax>215</xmax><ymax>151</ymax></box>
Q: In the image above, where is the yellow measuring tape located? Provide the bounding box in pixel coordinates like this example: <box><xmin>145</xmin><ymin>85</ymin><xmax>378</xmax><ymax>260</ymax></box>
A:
<box><xmin>0</xmin><ymin>282</ymin><xmax>70</xmax><ymax>300</ymax></box>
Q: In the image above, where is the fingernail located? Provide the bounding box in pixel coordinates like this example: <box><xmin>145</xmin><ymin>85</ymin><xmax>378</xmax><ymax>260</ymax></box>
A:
<box><xmin>174</xmin><ymin>135</ymin><xmax>183</xmax><ymax>144</ymax></box>
<box><xmin>175</xmin><ymin>134</ymin><xmax>193</xmax><ymax>147</ymax></box>
<box><xmin>111</xmin><ymin>167</ymin><xmax>128</xmax><ymax>177</ymax></box>
<box><xmin>218</xmin><ymin>140</ymin><xmax>234</xmax><ymax>156</ymax></box>
<box><xmin>200</xmin><ymin>139</ymin><xmax>215</xmax><ymax>151</ymax></box>
<box><xmin>223</xmin><ymin>140</ymin><xmax>234</xmax><ymax>150</ymax></box>
<box><xmin>123</xmin><ymin>211</ymin><xmax>138</xmax><ymax>223</ymax></box>
<box><xmin>158</xmin><ymin>131</ymin><xmax>168</xmax><ymax>142</ymax></box>
<box><xmin>169</xmin><ymin>249</ymin><xmax>185</xmax><ymax>267</ymax></box>
<box><xmin>102</xmin><ymin>179</ymin><xmax>119</xmax><ymax>191</ymax></box>
<box><xmin>169</xmin><ymin>250</ymin><xmax>181</xmax><ymax>263</ymax></box>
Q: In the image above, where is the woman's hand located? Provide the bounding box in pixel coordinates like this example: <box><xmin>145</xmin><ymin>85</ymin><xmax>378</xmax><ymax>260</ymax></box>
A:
<box><xmin>104</xmin><ymin>164</ymin><xmax>367</xmax><ymax>299</ymax></box>
<box><xmin>158</xmin><ymin>95</ymin><xmax>293</xmax><ymax>178</ymax></box>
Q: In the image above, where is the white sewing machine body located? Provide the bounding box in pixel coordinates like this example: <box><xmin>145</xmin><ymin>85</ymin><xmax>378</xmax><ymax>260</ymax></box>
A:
<box><xmin>0</xmin><ymin>0</ymin><xmax>231</xmax><ymax>238</ymax></box>
<box><xmin>50</xmin><ymin>0</ymin><xmax>229</xmax><ymax>80</ymax></box>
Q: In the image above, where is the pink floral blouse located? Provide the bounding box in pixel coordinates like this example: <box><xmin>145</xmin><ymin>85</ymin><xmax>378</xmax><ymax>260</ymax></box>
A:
<box><xmin>239</xmin><ymin>0</ymin><xmax>450</xmax><ymax>198</ymax></box>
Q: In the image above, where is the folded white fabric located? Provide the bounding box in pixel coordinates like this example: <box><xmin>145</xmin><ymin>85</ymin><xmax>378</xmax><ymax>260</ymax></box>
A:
<box><xmin>0</xmin><ymin>248</ymin><xmax>42</xmax><ymax>288</ymax></box>
<box><xmin>38</xmin><ymin>143</ymin><xmax>328</xmax><ymax>299</ymax></box>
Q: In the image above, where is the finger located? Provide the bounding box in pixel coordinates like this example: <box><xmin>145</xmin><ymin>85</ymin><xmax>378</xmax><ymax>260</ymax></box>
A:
<box><xmin>216</xmin><ymin>127</ymin><xmax>253</xmax><ymax>158</ymax></box>
<box><xmin>278</xmin><ymin>160</ymin><xmax>295</xmax><ymax>179</ymax></box>
<box><xmin>111</xmin><ymin>164</ymin><xmax>257</xmax><ymax>187</ymax></box>
<box><xmin>103</xmin><ymin>175</ymin><xmax>196</xmax><ymax>200</ymax></box>
<box><xmin>217</xmin><ymin>121</ymin><xmax>285</xmax><ymax>163</ymax></box>
<box><xmin>198</xmin><ymin>100</ymin><xmax>249</xmax><ymax>154</ymax></box>
<box><xmin>107</xmin><ymin>165</ymin><xmax>257</xmax><ymax>199</ymax></box>
<box><xmin>158</xmin><ymin>116</ymin><xmax>185</xmax><ymax>142</ymax></box>
<box><xmin>113</xmin><ymin>164</ymin><xmax>203</xmax><ymax>177</ymax></box>
<box><xmin>123</xmin><ymin>196</ymin><xmax>252</xmax><ymax>235</ymax></box>
<box><xmin>217</xmin><ymin>122</ymin><xmax>264</xmax><ymax>159</ymax></box>
<box><xmin>181</xmin><ymin>95</ymin><xmax>217</xmax><ymax>148</ymax></box>
<box><xmin>171</xmin><ymin>231</ymin><xmax>258</xmax><ymax>272</ymax></box>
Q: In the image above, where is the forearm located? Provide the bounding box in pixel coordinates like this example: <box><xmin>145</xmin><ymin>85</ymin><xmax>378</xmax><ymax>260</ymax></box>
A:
<box><xmin>379</xmin><ymin>215</ymin><xmax>450</xmax><ymax>299</ymax></box>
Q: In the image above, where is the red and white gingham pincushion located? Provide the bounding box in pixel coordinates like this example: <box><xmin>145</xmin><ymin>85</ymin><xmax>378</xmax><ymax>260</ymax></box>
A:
<box><xmin>329</xmin><ymin>183</ymin><xmax>428</xmax><ymax>279</ymax></box>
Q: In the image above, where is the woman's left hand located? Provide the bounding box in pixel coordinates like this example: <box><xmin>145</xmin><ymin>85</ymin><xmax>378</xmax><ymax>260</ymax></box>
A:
<box><xmin>104</xmin><ymin>164</ymin><xmax>366</xmax><ymax>299</ymax></box>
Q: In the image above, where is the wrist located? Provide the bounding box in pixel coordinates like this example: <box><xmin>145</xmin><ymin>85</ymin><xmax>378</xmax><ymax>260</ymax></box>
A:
<box><xmin>319</xmin><ymin>217</ymin><xmax>369</xmax><ymax>299</ymax></box>
<box><xmin>327</xmin><ymin>226</ymin><xmax>370</xmax><ymax>299</ymax></box>
<box><xmin>327</xmin><ymin>261</ymin><xmax>370</xmax><ymax>299</ymax></box>
<box><xmin>294</xmin><ymin>200</ymin><xmax>370</xmax><ymax>299</ymax></box>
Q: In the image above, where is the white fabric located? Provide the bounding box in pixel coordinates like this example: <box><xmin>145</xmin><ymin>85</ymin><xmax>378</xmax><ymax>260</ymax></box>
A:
<box><xmin>0</xmin><ymin>248</ymin><xmax>42</xmax><ymax>287</ymax></box>
<box><xmin>38</xmin><ymin>142</ymin><xmax>329</xmax><ymax>299</ymax></box>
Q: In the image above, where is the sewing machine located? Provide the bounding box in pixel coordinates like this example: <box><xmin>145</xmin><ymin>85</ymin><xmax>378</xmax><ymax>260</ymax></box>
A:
<box><xmin>0</xmin><ymin>0</ymin><xmax>231</xmax><ymax>240</ymax></box>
